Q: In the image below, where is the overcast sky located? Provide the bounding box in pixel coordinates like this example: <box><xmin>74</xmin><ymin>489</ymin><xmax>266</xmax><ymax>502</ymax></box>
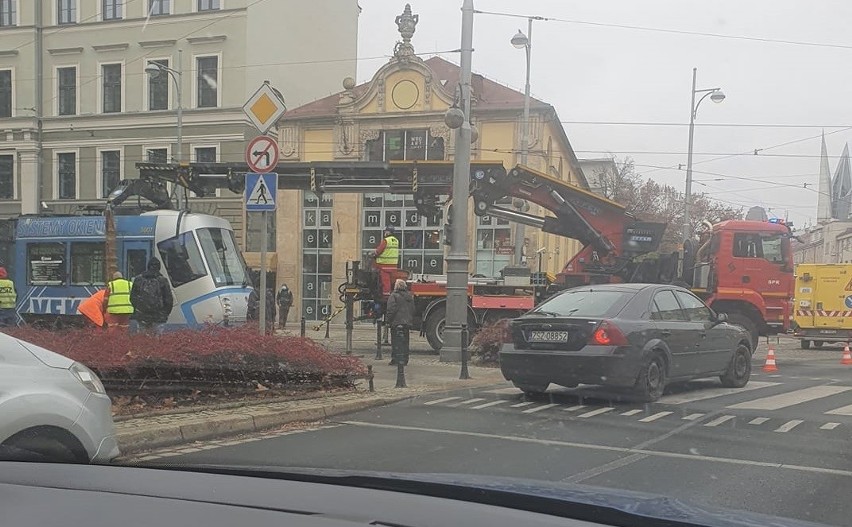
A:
<box><xmin>356</xmin><ymin>0</ymin><xmax>852</xmax><ymax>228</ymax></box>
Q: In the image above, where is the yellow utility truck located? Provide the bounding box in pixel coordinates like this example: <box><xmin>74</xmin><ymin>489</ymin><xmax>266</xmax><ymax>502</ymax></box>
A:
<box><xmin>793</xmin><ymin>264</ymin><xmax>852</xmax><ymax>348</ymax></box>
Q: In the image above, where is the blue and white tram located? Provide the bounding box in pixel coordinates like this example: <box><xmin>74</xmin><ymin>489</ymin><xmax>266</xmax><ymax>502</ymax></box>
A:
<box><xmin>3</xmin><ymin>210</ymin><xmax>252</xmax><ymax>328</ymax></box>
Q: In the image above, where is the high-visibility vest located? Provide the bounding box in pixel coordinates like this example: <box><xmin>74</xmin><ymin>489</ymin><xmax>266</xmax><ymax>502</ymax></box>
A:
<box><xmin>0</xmin><ymin>278</ymin><xmax>15</xmax><ymax>309</ymax></box>
<box><xmin>376</xmin><ymin>235</ymin><xmax>399</xmax><ymax>265</ymax></box>
<box><xmin>106</xmin><ymin>279</ymin><xmax>134</xmax><ymax>314</ymax></box>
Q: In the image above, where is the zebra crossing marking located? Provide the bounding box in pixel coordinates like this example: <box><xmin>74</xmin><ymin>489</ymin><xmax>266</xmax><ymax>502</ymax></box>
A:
<box><xmin>704</xmin><ymin>415</ymin><xmax>736</xmax><ymax>427</ymax></box>
<box><xmin>424</xmin><ymin>397</ymin><xmax>460</xmax><ymax>406</ymax></box>
<box><xmin>682</xmin><ymin>413</ymin><xmax>704</xmax><ymax>421</ymax></box>
<box><xmin>728</xmin><ymin>386</ymin><xmax>852</xmax><ymax>410</ymax></box>
<box><xmin>523</xmin><ymin>403</ymin><xmax>560</xmax><ymax>414</ymax></box>
<box><xmin>621</xmin><ymin>409</ymin><xmax>643</xmax><ymax>416</ymax></box>
<box><xmin>578</xmin><ymin>407</ymin><xmax>614</xmax><ymax>418</ymax></box>
<box><xmin>749</xmin><ymin>417</ymin><xmax>770</xmax><ymax>425</ymax></box>
<box><xmin>775</xmin><ymin>420</ymin><xmax>803</xmax><ymax>433</ymax></box>
<box><xmin>639</xmin><ymin>411</ymin><xmax>672</xmax><ymax>423</ymax></box>
<box><xmin>820</xmin><ymin>422</ymin><xmax>841</xmax><ymax>430</ymax></box>
<box><xmin>470</xmin><ymin>400</ymin><xmax>508</xmax><ymax>410</ymax></box>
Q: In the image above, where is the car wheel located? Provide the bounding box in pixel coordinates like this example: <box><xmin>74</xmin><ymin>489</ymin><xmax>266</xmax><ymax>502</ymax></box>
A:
<box><xmin>0</xmin><ymin>429</ymin><xmax>86</xmax><ymax>464</ymax></box>
<box><xmin>813</xmin><ymin>340</ymin><xmax>825</xmax><ymax>349</ymax></box>
<box><xmin>635</xmin><ymin>353</ymin><xmax>667</xmax><ymax>402</ymax></box>
<box><xmin>800</xmin><ymin>339</ymin><xmax>811</xmax><ymax>350</ymax></box>
<box><xmin>726</xmin><ymin>312</ymin><xmax>759</xmax><ymax>350</ymax></box>
<box><xmin>512</xmin><ymin>381</ymin><xmax>549</xmax><ymax>395</ymax></box>
<box><xmin>720</xmin><ymin>343</ymin><xmax>752</xmax><ymax>388</ymax></box>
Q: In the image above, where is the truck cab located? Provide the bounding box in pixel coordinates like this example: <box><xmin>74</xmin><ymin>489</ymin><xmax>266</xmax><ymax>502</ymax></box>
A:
<box><xmin>691</xmin><ymin>219</ymin><xmax>794</xmax><ymax>345</ymax></box>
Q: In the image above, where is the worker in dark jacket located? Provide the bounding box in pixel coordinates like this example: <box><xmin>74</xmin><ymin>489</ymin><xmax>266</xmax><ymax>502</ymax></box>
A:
<box><xmin>130</xmin><ymin>259</ymin><xmax>173</xmax><ymax>333</ymax></box>
<box><xmin>385</xmin><ymin>279</ymin><xmax>414</xmax><ymax>366</ymax></box>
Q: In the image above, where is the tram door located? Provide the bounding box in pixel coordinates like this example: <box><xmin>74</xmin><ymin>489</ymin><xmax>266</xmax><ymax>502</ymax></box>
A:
<box><xmin>122</xmin><ymin>241</ymin><xmax>151</xmax><ymax>279</ymax></box>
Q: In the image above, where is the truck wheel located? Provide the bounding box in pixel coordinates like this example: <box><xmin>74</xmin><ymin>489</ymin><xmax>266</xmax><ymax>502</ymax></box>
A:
<box><xmin>423</xmin><ymin>306</ymin><xmax>474</xmax><ymax>352</ymax></box>
<box><xmin>424</xmin><ymin>307</ymin><xmax>446</xmax><ymax>351</ymax></box>
<box><xmin>813</xmin><ymin>340</ymin><xmax>824</xmax><ymax>349</ymax></box>
<box><xmin>726</xmin><ymin>312</ymin><xmax>759</xmax><ymax>351</ymax></box>
<box><xmin>800</xmin><ymin>339</ymin><xmax>811</xmax><ymax>350</ymax></box>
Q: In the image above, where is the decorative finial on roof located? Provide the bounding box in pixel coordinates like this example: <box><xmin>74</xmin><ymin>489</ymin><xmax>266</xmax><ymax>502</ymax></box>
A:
<box><xmin>393</xmin><ymin>3</ymin><xmax>419</xmax><ymax>61</ymax></box>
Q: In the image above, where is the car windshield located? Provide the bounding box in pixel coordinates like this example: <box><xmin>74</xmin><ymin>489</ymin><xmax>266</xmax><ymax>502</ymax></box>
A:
<box><xmin>0</xmin><ymin>2</ymin><xmax>846</xmax><ymax>526</ymax></box>
<box><xmin>532</xmin><ymin>290</ymin><xmax>630</xmax><ymax>318</ymax></box>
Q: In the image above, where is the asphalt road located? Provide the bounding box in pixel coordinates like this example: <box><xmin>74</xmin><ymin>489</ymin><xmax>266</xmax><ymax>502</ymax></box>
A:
<box><xmin>149</xmin><ymin>343</ymin><xmax>852</xmax><ymax>526</ymax></box>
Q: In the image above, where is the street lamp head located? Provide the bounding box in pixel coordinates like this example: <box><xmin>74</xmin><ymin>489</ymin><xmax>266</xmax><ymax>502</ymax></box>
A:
<box><xmin>144</xmin><ymin>63</ymin><xmax>163</xmax><ymax>77</ymax></box>
<box><xmin>511</xmin><ymin>29</ymin><xmax>529</xmax><ymax>49</ymax></box>
<box><xmin>444</xmin><ymin>106</ymin><xmax>465</xmax><ymax>129</ymax></box>
<box><xmin>710</xmin><ymin>89</ymin><xmax>726</xmax><ymax>103</ymax></box>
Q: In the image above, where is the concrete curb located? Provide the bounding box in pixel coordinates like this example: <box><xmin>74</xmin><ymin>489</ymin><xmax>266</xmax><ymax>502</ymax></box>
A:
<box><xmin>116</xmin><ymin>374</ymin><xmax>504</xmax><ymax>455</ymax></box>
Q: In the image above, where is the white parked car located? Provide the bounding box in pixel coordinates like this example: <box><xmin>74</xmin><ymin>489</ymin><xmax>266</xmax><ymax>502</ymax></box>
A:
<box><xmin>0</xmin><ymin>333</ymin><xmax>119</xmax><ymax>463</ymax></box>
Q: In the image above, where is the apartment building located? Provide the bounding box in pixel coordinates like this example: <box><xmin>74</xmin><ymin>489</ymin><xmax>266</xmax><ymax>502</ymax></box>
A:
<box><xmin>0</xmin><ymin>0</ymin><xmax>359</xmax><ymax>243</ymax></box>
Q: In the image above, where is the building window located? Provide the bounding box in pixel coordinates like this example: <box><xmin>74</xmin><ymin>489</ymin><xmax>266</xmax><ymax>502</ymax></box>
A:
<box><xmin>70</xmin><ymin>243</ymin><xmax>105</xmax><ymax>285</ymax></box>
<box><xmin>361</xmin><ymin>193</ymin><xmax>444</xmax><ymax>275</ymax></box>
<box><xmin>146</xmin><ymin>147</ymin><xmax>168</xmax><ymax>163</ymax></box>
<box><xmin>101</xmin><ymin>150</ymin><xmax>120</xmax><ymax>198</ymax></box>
<box><xmin>196</xmin><ymin>56</ymin><xmax>218</xmax><ymax>108</ymax></box>
<box><xmin>0</xmin><ymin>70</ymin><xmax>10</xmax><ymax>118</ymax></box>
<box><xmin>197</xmin><ymin>0</ymin><xmax>219</xmax><ymax>10</ymax></box>
<box><xmin>147</xmin><ymin>59</ymin><xmax>169</xmax><ymax>111</ymax></box>
<box><xmin>302</xmin><ymin>191</ymin><xmax>333</xmax><ymax>321</ymax></box>
<box><xmin>365</xmin><ymin>129</ymin><xmax>445</xmax><ymax>161</ymax></box>
<box><xmin>148</xmin><ymin>0</ymin><xmax>169</xmax><ymax>16</ymax></box>
<box><xmin>57</xmin><ymin>152</ymin><xmax>76</xmax><ymax>199</ymax></box>
<box><xmin>0</xmin><ymin>0</ymin><xmax>16</xmax><ymax>26</ymax></box>
<box><xmin>102</xmin><ymin>0</ymin><xmax>121</xmax><ymax>20</ymax></box>
<box><xmin>194</xmin><ymin>146</ymin><xmax>216</xmax><ymax>163</ymax></box>
<box><xmin>0</xmin><ymin>154</ymin><xmax>13</xmax><ymax>199</ymax></box>
<box><xmin>101</xmin><ymin>63</ymin><xmax>122</xmax><ymax>113</ymax></box>
<box><xmin>57</xmin><ymin>66</ymin><xmax>76</xmax><ymax>116</ymax></box>
<box><xmin>475</xmin><ymin>201</ymin><xmax>512</xmax><ymax>276</ymax></box>
<box><xmin>246</xmin><ymin>211</ymin><xmax>276</xmax><ymax>252</ymax></box>
<box><xmin>57</xmin><ymin>0</ymin><xmax>75</xmax><ymax>24</ymax></box>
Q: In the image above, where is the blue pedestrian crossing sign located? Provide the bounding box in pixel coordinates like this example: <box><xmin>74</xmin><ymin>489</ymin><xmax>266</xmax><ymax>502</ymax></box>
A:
<box><xmin>245</xmin><ymin>173</ymin><xmax>277</xmax><ymax>211</ymax></box>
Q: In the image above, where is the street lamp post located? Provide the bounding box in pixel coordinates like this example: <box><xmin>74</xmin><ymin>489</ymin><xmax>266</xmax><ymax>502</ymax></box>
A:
<box><xmin>684</xmin><ymin>67</ymin><xmax>725</xmax><ymax>242</ymax></box>
<box><xmin>511</xmin><ymin>19</ymin><xmax>534</xmax><ymax>266</ymax></box>
<box><xmin>145</xmin><ymin>50</ymin><xmax>184</xmax><ymax>200</ymax></box>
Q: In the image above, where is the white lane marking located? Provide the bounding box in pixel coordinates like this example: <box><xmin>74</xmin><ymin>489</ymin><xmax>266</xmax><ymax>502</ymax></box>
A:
<box><xmin>775</xmin><ymin>419</ymin><xmax>804</xmax><ymax>433</ymax></box>
<box><xmin>470</xmin><ymin>400</ymin><xmax>508</xmax><ymax>410</ymax></box>
<box><xmin>510</xmin><ymin>401</ymin><xmax>536</xmax><ymax>408</ymax></box>
<box><xmin>482</xmin><ymin>387</ymin><xmax>523</xmax><ymax>395</ymax></box>
<box><xmin>748</xmin><ymin>417</ymin><xmax>770</xmax><ymax>425</ymax></box>
<box><xmin>704</xmin><ymin>415</ymin><xmax>736</xmax><ymax>427</ymax></box>
<box><xmin>453</xmin><ymin>398</ymin><xmax>485</xmax><ymax>406</ymax></box>
<box><xmin>341</xmin><ymin>421</ymin><xmax>852</xmax><ymax>478</ymax></box>
<box><xmin>639</xmin><ymin>411</ymin><xmax>672</xmax><ymax>423</ymax></box>
<box><xmin>424</xmin><ymin>397</ymin><xmax>461</xmax><ymax>406</ymax></box>
<box><xmin>577</xmin><ymin>407</ymin><xmax>614</xmax><ymax>418</ymax></box>
<box><xmin>682</xmin><ymin>413</ymin><xmax>704</xmax><ymax>421</ymax></box>
<box><xmin>728</xmin><ymin>386</ymin><xmax>852</xmax><ymax>410</ymax></box>
<box><xmin>621</xmin><ymin>409</ymin><xmax>643</xmax><ymax>416</ymax></box>
<box><xmin>661</xmin><ymin>381</ymin><xmax>780</xmax><ymax>405</ymax></box>
<box><xmin>523</xmin><ymin>403</ymin><xmax>560</xmax><ymax>414</ymax></box>
<box><xmin>825</xmin><ymin>403</ymin><xmax>852</xmax><ymax>416</ymax></box>
<box><xmin>821</xmin><ymin>422</ymin><xmax>841</xmax><ymax>430</ymax></box>
<box><xmin>563</xmin><ymin>405</ymin><xmax>587</xmax><ymax>412</ymax></box>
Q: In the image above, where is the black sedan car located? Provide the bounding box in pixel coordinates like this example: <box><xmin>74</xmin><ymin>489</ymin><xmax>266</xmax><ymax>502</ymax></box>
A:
<box><xmin>499</xmin><ymin>284</ymin><xmax>752</xmax><ymax>401</ymax></box>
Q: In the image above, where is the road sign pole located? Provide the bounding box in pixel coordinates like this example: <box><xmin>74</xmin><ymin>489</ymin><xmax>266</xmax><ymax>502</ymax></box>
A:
<box><xmin>259</xmin><ymin>210</ymin><xmax>268</xmax><ymax>335</ymax></box>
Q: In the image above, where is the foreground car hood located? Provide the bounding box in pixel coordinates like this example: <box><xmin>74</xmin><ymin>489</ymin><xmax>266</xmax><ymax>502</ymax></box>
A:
<box><xmin>0</xmin><ymin>332</ymin><xmax>74</xmax><ymax>369</ymax></box>
<box><xmin>155</xmin><ymin>465</ymin><xmax>825</xmax><ymax>527</ymax></box>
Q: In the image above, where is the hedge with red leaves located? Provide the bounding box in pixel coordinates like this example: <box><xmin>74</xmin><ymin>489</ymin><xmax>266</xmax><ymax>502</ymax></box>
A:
<box><xmin>470</xmin><ymin>319</ymin><xmax>509</xmax><ymax>367</ymax></box>
<box><xmin>2</xmin><ymin>326</ymin><xmax>366</xmax><ymax>391</ymax></box>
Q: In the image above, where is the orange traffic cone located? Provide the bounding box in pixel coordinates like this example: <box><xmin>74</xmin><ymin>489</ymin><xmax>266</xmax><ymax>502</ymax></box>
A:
<box><xmin>841</xmin><ymin>344</ymin><xmax>852</xmax><ymax>366</ymax></box>
<box><xmin>763</xmin><ymin>343</ymin><xmax>779</xmax><ymax>373</ymax></box>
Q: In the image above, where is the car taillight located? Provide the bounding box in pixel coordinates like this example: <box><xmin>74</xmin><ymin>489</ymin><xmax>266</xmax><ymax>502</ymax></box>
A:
<box><xmin>589</xmin><ymin>321</ymin><xmax>628</xmax><ymax>346</ymax></box>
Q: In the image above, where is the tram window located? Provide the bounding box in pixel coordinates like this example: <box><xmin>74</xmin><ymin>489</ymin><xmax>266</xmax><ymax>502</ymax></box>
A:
<box><xmin>126</xmin><ymin>249</ymin><xmax>147</xmax><ymax>279</ymax></box>
<box><xmin>28</xmin><ymin>243</ymin><xmax>65</xmax><ymax>285</ymax></box>
<box><xmin>70</xmin><ymin>243</ymin><xmax>105</xmax><ymax>285</ymax></box>
<box><xmin>196</xmin><ymin>228</ymin><xmax>248</xmax><ymax>287</ymax></box>
<box><xmin>157</xmin><ymin>232</ymin><xmax>207</xmax><ymax>287</ymax></box>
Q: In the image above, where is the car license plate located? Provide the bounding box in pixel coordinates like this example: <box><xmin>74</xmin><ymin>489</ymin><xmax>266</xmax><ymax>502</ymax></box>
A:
<box><xmin>529</xmin><ymin>330</ymin><xmax>570</xmax><ymax>343</ymax></box>
<box><xmin>820</xmin><ymin>329</ymin><xmax>837</xmax><ymax>334</ymax></box>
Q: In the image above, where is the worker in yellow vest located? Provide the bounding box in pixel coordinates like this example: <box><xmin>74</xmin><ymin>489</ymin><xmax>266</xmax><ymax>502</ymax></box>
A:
<box><xmin>0</xmin><ymin>266</ymin><xmax>16</xmax><ymax>327</ymax></box>
<box><xmin>373</xmin><ymin>226</ymin><xmax>400</xmax><ymax>297</ymax></box>
<box><xmin>104</xmin><ymin>271</ymin><xmax>134</xmax><ymax>328</ymax></box>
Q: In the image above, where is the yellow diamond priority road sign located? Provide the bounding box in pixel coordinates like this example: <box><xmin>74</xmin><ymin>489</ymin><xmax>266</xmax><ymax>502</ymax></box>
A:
<box><xmin>243</xmin><ymin>82</ymin><xmax>286</xmax><ymax>134</ymax></box>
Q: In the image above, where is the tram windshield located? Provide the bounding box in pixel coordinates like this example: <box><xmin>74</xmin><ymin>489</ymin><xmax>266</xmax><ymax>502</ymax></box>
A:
<box><xmin>196</xmin><ymin>228</ymin><xmax>250</xmax><ymax>287</ymax></box>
